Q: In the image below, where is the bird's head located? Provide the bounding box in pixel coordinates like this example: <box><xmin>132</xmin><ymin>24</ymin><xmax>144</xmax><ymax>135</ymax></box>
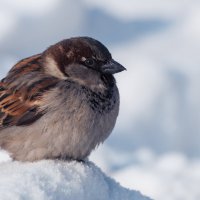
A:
<box><xmin>42</xmin><ymin>37</ymin><xmax>126</xmax><ymax>89</ymax></box>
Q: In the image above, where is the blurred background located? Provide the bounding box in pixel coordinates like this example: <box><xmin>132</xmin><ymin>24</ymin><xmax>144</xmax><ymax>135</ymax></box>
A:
<box><xmin>0</xmin><ymin>0</ymin><xmax>200</xmax><ymax>199</ymax></box>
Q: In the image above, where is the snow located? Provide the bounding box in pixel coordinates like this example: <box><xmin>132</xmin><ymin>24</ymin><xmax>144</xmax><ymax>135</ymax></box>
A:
<box><xmin>91</xmin><ymin>147</ymin><xmax>200</xmax><ymax>200</ymax></box>
<box><xmin>112</xmin><ymin>149</ymin><xmax>200</xmax><ymax>200</ymax></box>
<box><xmin>0</xmin><ymin>157</ymin><xmax>150</xmax><ymax>200</ymax></box>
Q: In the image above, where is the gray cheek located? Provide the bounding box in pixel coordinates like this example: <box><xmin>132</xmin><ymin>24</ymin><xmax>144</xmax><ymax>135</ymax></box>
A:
<box><xmin>65</xmin><ymin>64</ymin><xmax>88</xmax><ymax>77</ymax></box>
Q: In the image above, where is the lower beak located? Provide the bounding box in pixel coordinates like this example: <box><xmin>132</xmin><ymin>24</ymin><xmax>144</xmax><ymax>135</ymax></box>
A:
<box><xmin>101</xmin><ymin>59</ymin><xmax>126</xmax><ymax>74</ymax></box>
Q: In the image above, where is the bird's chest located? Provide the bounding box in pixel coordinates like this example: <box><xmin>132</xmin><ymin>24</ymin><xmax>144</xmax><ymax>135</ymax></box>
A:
<box><xmin>46</xmin><ymin>86</ymin><xmax>119</xmax><ymax>159</ymax></box>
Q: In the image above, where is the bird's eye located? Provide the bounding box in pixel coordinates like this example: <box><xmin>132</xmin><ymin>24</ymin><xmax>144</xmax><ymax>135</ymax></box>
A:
<box><xmin>84</xmin><ymin>58</ymin><xmax>95</xmax><ymax>67</ymax></box>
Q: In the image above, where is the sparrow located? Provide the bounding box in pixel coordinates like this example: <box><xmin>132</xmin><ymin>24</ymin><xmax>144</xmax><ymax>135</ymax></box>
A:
<box><xmin>0</xmin><ymin>37</ymin><xmax>126</xmax><ymax>162</ymax></box>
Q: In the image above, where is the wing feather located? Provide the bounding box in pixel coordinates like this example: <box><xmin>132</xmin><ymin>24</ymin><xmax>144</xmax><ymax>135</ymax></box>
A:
<box><xmin>0</xmin><ymin>55</ymin><xmax>59</xmax><ymax>128</ymax></box>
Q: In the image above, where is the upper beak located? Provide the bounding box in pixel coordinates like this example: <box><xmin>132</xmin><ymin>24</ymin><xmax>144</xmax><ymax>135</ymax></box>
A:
<box><xmin>101</xmin><ymin>59</ymin><xmax>126</xmax><ymax>74</ymax></box>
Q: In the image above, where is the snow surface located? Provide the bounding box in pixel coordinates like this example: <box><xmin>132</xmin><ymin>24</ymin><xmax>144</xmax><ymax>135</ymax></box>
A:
<box><xmin>113</xmin><ymin>150</ymin><xmax>200</xmax><ymax>200</ymax></box>
<box><xmin>91</xmin><ymin>148</ymin><xmax>200</xmax><ymax>200</ymax></box>
<box><xmin>0</xmin><ymin>157</ymin><xmax>150</xmax><ymax>200</ymax></box>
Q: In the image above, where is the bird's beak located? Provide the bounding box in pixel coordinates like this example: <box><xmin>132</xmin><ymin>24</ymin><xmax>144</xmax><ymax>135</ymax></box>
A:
<box><xmin>101</xmin><ymin>59</ymin><xmax>126</xmax><ymax>74</ymax></box>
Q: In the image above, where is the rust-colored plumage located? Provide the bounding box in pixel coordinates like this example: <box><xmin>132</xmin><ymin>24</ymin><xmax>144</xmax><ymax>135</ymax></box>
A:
<box><xmin>0</xmin><ymin>55</ymin><xmax>59</xmax><ymax>127</ymax></box>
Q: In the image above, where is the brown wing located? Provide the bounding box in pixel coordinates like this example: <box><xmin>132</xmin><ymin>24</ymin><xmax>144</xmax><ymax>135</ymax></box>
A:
<box><xmin>0</xmin><ymin>82</ymin><xmax>43</xmax><ymax>127</ymax></box>
<box><xmin>0</xmin><ymin>54</ymin><xmax>59</xmax><ymax>128</ymax></box>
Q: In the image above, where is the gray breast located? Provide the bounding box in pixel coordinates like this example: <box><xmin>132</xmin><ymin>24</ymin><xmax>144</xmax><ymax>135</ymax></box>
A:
<box><xmin>43</xmin><ymin>81</ymin><xmax>120</xmax><ymax>159</ymax></box>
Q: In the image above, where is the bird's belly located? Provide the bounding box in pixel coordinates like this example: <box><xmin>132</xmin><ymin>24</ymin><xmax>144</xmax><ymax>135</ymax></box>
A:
<box><xmin>47</xmin><ymin>106</ymin><xmax>118</xmax><ymax>160</ymax></box>
<box><xmin>0</xmin><ymin>102</ymin><xmax>118</xmax><ymax>161</ymax></box>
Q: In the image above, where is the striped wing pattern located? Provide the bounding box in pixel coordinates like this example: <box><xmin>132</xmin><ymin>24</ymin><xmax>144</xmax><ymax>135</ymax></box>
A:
<box><xmin>0</xmin><ymin>55</ymin><xmax>58</xmax><ymax>128</ymax></box>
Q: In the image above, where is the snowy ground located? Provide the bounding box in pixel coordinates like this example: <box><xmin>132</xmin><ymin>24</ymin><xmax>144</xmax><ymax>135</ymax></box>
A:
<box><xmin>0</xmin><ymin>155</ymin><xmax>150</xmax><ymax>200</ymax></box>
<box><xmin>91</xmin><ymin>148</ymin><xmax>200</xmax><ymax>200</ymax></box>
<box><xmin>1</xmin><ymin>149</ymin><xmax>200</xmax><ymax>200</ymax></box>
<box><xmin>0</xmin><ymin>1</ymin><xmax>200</xmax><ymax>200</ymax></box>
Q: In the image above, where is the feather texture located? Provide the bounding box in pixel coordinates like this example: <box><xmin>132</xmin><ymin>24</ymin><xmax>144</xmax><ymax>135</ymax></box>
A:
<box><xmin>0</xmin><ymin>55</ymin><xmax>59</xmax><ymax>128</ymax></box>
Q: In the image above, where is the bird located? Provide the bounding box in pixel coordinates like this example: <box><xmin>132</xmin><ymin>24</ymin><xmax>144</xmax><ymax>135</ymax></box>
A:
<box><xmin>0</xmin><ymin>37</ymin><xmax>126</xmax><ymax>162</ymax></box>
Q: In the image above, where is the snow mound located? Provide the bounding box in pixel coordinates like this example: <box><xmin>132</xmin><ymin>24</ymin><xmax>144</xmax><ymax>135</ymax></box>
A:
<box><xmin>0</xmin><ymin>160</ymin><xmax>151</xmax><ymax>200</ymax></box>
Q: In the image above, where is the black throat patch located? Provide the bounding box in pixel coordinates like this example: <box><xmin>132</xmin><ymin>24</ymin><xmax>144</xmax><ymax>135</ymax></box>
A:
<box><xmin>82</xmin><ymin>75</ymin><xmax>116</xmax><ymax>114</ymax></box>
